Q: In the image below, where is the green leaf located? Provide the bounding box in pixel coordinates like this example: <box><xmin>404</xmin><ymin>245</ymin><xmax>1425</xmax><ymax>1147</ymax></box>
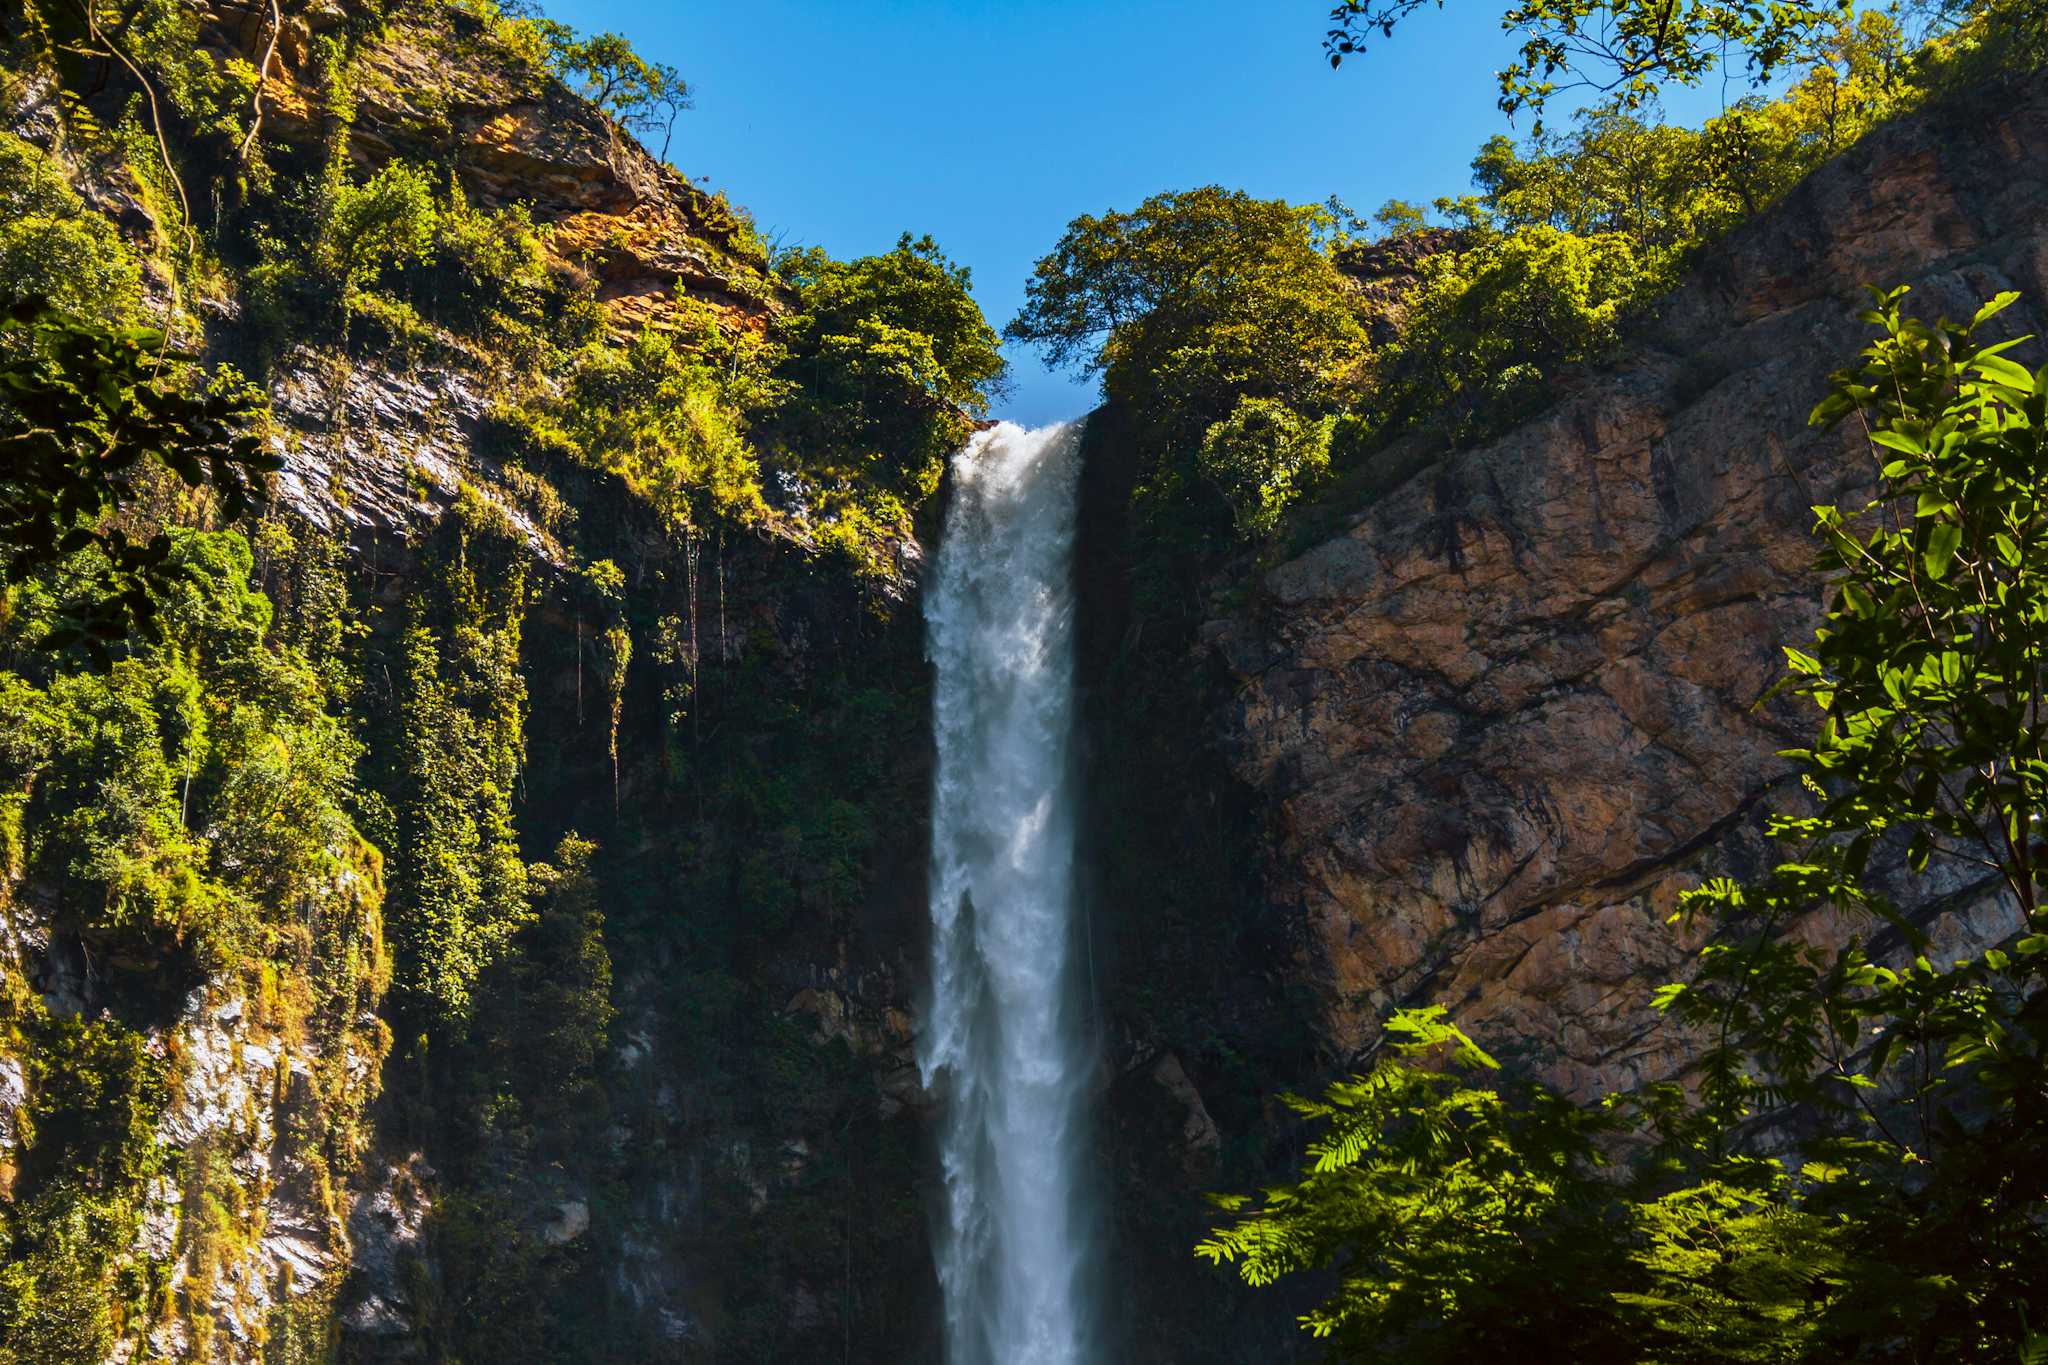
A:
<box><xmin>1923</xmin><ymin>522</ymin><xmax>1962</xmax><ymax>579</ymax></box>
<box><xmin>1969</xmin><ymin>292</ymin><xmax>2020</xmax><ymax>328</ymax></box>
<box><xmin>1971</xmin><ymin>353</ymin><xmax>2035</xmax><ymax>389</ymax></box>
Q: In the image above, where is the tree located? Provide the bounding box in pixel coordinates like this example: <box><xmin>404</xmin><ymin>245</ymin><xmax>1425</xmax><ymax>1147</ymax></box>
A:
<box><xmin>562</xmin><ymin>31</ymin><xmax>691</xmax><ymax>160</ymax></box>
<box><xmin>315</xmin><ymin>160</ymin><xmax>439</xmax><ymax>341</ymax></box>
<box><xmin>1325</xmin><ymin>0</ymin><xmax>1860</xmax><ymax>122</ymax></box>
<box><xmin>1371</xmin><ymin>198</ymin><xmax>1430</xmax><ymax>239</ymax></box>
<box><xmin>1324</xmin><ymin>0</ymin><xmax>2043</xmax><ymax>124</ymax></box>
<box><xmin>0</xmin><ymin>300</ymin><xmax>273</xmax><ymax>663</ymax></box>
<box><xmin>464</xmin><ymin>6</ymin><xmax>694</xmax><ymax>161</ymax></box>
<box><xmin>773</xmin><ymin>233</ymin><xmax>1008</xmax><ymax>501</ymax></box>
<box><xmin>1378</xmin><ymin>223</ymin><xmax>1654</xmax><ymax>437</ymax></box>
<box><xmin>1006</xmin><ymin>187</ymin><xmax>1366</xmax><ymax>442</ymax></box>
<box><xmin>1197</xmin><ymin>1008</ymin><xmax>1653</xmax><ymax>1363</ymax></box>
<box><xmin>1200</xmin><ymin>287</ymin><xmax>2048</xmax><ymax>1361</ymax></box>
<box><xmin>1657</xmin><ymin>285</ymin><xmax>2048</xmax><ymax>1354</ymax></box>
<box><xmin>1196</xmin><ymin>397</ymin><xmax>1333</xmax><ymax>539</ymax></box>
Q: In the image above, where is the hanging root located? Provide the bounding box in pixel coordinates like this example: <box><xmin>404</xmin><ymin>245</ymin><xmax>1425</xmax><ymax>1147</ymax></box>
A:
<box><xmin>236</xmin><ymin>0</ymin><xmax>283</xmax><ymax>166</ymax></box>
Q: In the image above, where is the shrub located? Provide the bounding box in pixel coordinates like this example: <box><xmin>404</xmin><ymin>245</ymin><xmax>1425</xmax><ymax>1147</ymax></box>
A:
<box><xmin>0</xmin><ymin>135</ymin><xmax>140</xmax><ymax>317</ymax></box>
<box><xmin>513</xmin><ymin>326</ymin><xmax>767</xmax><ymax>535</ymax></box>
<box><xmin>1381</xmin><ymin>226</ymin><xmax>1656</xmax><ymax>437</ymax></box>
<box><xmin>1197</xmin><ymin>398</ymin><xmax>1334</xmax><ymax>540</ymax></box>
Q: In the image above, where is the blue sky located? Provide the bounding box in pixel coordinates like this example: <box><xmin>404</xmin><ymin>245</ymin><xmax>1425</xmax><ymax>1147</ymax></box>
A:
<box><xmin>540</xmin><ymin>2</ymin><xmax>1748</xmax><ymax>426</ymax></box>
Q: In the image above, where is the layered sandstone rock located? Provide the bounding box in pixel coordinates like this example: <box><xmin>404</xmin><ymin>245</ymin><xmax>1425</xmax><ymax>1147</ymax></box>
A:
<box><xmin>1211</xmin><ymin>81</ymin><xmax>2048</xmax><ymax>1097</ymax></box>
<box><xmin>201</xmin><ymin>0</ymin><xmax>776</xmax><ymax>327</ymax></box>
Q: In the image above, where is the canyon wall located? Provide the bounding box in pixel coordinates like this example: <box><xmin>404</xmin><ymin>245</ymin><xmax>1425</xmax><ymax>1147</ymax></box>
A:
<box><xmin>2</xmin><ymin>4</ymin><xmax>939</xmax><ymax>1359</ymax></box>
<box><xmin>1210</xmin><ymin>81</ymin><xmax>2048</xmax><ymax>1096</ymax></box>
<box><xmin>1069</xmin><ymin>76</ymin><xmax>2047</xmax><ymax>1364</ymax></box>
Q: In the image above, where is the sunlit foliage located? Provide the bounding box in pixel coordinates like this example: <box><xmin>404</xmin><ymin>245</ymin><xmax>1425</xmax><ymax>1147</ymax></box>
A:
<box><xmin>773</xmin><ymin>232</ymin><xmax>1008</xmax><ymax>502</ymax></box>
<box><xmin>1008</xmin><ymin>188</ymin><xmax>1365</xmax><ymax>445</ymax></box>
<box><xmin>0</xmin><ymin>135</ymin><xmax>141</xmax><ymax>318</ymax></box>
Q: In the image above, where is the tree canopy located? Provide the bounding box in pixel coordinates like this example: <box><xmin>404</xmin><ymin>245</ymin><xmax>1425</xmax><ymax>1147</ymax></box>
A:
<box><xmin>773</xmin><ymin>232</ymin><xmax>1009</xmax><ymax>503</ymax></box>
<box><xmin>1330</xmin><ymin>0</ymin><xmax>1854</xmax><ymax>120</ymax></box>
<box><xmin>1325</xmin><ymin>0</ymin><xmax>2042</xmax><ymax>122</ymax></box>
<box><xmin>1006</xmin><ymin>187</ymin><xmax>1367</xmax><ymax>441</ymax></box>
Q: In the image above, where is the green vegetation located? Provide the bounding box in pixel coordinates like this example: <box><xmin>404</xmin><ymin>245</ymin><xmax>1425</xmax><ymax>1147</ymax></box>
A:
<box><xmin>376</xmin><ymin>499</ymin><xmax>533</xmax><ymax>1029</ymax></box>
<box><xmin>0</xmin><ymin>1014</ymin><xmax>167</xmax><ymax>1365</ymax></box>
<box><xmin>0</xmin><ymin>526</ymin><xmax>387</xmax><ymax>1360</ymax></box>
<box><xmin>0</xmin><ymin>134</ymin><xmax>141</xmax><ymax>317</ymax></box>
<box><xmin>1</xmin><ymin>302</ymin><xmax>274</xmax><ymax>660</ymax></box>
<box><xmin>1010</xmin><ymin>187</ymin><xmax>1363</xmax><ymax>444</ymax></box>
<box><xmin>1196</xmin><ymin>397</ymin><xmax>1336</xmax><ymax>540</ymax></box>
<box><xmin>770</xmin><ymin>233</ymin><xmax>1007</xmax><ymax>503</ymax></box>
<box><xmin>510</xmin><ymin>231</ymin><xmax>1005</xmax><ymax>574</ymax></box>
<box><xmin>1018</xmin><ymin>2</ymin><xmax>2044</xmax><ymax>568</ymax></box>
<box><xmin>1199</xmin><ymin>287</ymin><xmax>2048</xmax><ymax>1362</ymax></box>
<box><xmin>7</xmin><ymin>0</ymin><xmax>1011</xmax><ymax>1352</ymax></box>
<box><xmin>510</xmin><ymin>319</ymin><xmax>768</xmax><ymax>535</ymax></box>
<box><xmin>249</xmin><ymin>154</ymin><xmax>597</xmax><ymax>364</ymax></box>
<box><xmin>1326</xmin><ymin>0</ymin><xmax>2046</xmax><ymax>121</ymax></box>
<box><xmin>400</xmin><ymin>832</ymin><xmax>614</xmax><ymax>1361</ymax></box>
<box><xmin>0</xmin><ymin>0</ymin><xmax>2036</xmax><ymax>1357</ymax></box>
<box><xmin>451</xmin><ymin>1</ymin><xmax>690</xmax><ymax>159</ymax></box>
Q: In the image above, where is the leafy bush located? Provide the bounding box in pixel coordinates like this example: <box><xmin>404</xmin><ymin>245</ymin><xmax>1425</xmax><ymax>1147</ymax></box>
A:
<box><xmin>433</xmin><ymin>188</ymin><xmax>559</xmax><ymax>344</ymax></box>
<box><xmin>0</xmin><ymin>135</ymin><xmax>140</xmax><ymax>317</ymax></box>
<box><xmin>495</xmin><ymin>226</ymin><xmax>1002</xmax><ymax>584</ymax></box>
<box><xmin>253</xmin><ymin>157</ymin><xmax>592</xmax><ymax>362</ymax></box>
<box><xmin>1380</xmin><ymin>225</ymin><xmax>1658</xmax><ymax>437</ymax></box>
<box><xmin>0</xmin><ymin>1016</ymin><xmax>167</xmax><ymax>1365</ymax></box>
<box><xmin>120</xmin><ymin>0</ymin><xmax>263</xmax><ymax>144</ymax></box>
<box><xmin>1916</xmin><ymin>0</ymin><xmax>2048</xmax><ymax>92</ymax></box>
<box><xmin>512</xmin><ymin>325</ymin><xmax>768</xmax><ymax>535</ymax></box>
<box><xmin>1197</xmin><ymin>397</ymin><xmax>1334</xmax><ymax>540</ymax></box>
<box><xmin>773</xmin><ymin>233</ymin><xmax>1007</xmax><ymax>502</ymax></box>
<box><xmin>2</xmin><ymin>532</ymin><xmax>364</xmax><ymax>975</ymax></box>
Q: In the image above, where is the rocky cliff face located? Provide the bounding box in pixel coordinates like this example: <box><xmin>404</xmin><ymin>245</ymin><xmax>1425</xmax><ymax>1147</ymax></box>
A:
<box><xmin>215</xmin><ymin>1</ymin><xmax>776</xmax><ymax>557</ymax></box>
<box><xmin>1208</xmin><ymin>81</ymin><xmax>2048</xmax><ymax>1097</ymax></box>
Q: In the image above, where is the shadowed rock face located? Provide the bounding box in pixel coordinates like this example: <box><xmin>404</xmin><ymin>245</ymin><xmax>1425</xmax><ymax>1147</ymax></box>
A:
<box><xmin>1209</xmin><ymin>81</ymin><xmax>2048</xmax><ymax>1097</ymax></box>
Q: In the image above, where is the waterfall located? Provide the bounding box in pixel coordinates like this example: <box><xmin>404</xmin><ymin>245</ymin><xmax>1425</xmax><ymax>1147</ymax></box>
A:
<box><xmin>921</xmin><ymin>420</ymin><xmax>1095</xmax><ymax>1365</ymax></box>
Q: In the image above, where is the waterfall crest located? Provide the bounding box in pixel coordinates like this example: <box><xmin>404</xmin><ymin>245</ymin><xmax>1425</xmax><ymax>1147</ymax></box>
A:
<box><xmin>921</xmin><ymin>420</ymin><xmax>1094</xmax><ymax>1365</ymax></box>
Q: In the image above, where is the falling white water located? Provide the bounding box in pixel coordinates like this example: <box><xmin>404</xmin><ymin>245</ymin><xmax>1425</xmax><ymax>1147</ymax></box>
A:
<box><xmin>921</xmin><ymin>420</ymin><xmax>1094</xmax><ymax>1365</ymax></box>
